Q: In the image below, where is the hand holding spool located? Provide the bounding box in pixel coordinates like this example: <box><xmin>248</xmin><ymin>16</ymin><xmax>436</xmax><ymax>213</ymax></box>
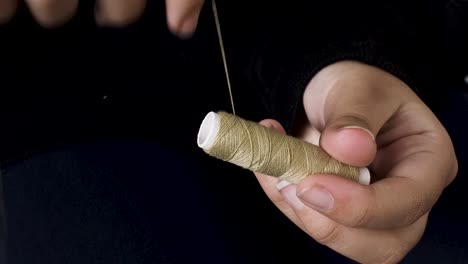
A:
<box><xmin>197</xmin><ymin>111</ymin><xmax>370</xmax><ymax>185</ymax></box>
<box><xmin>198</xmin><ymin>58</ymin><xmax>458</xmax><ymax>263</ymax></box>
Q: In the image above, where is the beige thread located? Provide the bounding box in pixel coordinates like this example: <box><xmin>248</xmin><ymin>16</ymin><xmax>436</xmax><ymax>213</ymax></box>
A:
<box><xmin>202</xmin><ymin>112</ymin><xmax>362</xmax><ymax>184</ymax></box>
<box><xmin>212</xmin><ymin>0</ymin><xmax>236</xmax><ymax>115</ymax></box>
<box><xmin>208</xmin><ymin>4</ymin><xmax>369</xmax><ymax>184</ymax></box>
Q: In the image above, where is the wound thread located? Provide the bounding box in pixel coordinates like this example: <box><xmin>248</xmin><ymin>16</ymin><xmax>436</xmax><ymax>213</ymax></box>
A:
<box><xmin>198</xmin><ymin>112</ymin><xmax>369</xmax><ymax>184</ymax></box>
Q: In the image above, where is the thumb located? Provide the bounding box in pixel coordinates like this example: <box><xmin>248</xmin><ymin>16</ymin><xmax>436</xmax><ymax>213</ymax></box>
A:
<box><xmin>303</xmin><ymin>62</ymin><xmax>403</xmax><ymax>168</ymax></box>
<box><xmin>320</xmin><ymin>114</ymin><xmax>377</xmax><ymax>167</ymax></box>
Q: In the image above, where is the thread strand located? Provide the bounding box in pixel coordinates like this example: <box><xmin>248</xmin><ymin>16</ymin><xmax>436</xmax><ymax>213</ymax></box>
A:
<box><xmin>212</xmin><ymin>0</ymin><xmax>236</xmax><ymax>115</ymax></box>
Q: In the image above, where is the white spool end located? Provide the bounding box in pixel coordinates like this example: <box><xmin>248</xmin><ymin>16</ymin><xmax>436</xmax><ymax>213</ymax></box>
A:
<box><xmin>359</xmin><ymin>167</ymin><xmax>371</xmax><ymax>185</ymax></box>
<box><xmin>197</xmin><ymin>112</ymin><xmax>220</xmax><ymax>150</ymax></box>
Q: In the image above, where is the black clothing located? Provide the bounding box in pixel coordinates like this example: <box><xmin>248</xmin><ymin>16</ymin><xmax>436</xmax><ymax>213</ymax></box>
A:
<box><xmin>0</xmin><ymin>0</ymin><xmax>466</xmax><ymax>163</ymax></box>
<box><xmin>0</xmin><ymin>0</ymin><xmax>467</xmax><ymax>263</ymax></box>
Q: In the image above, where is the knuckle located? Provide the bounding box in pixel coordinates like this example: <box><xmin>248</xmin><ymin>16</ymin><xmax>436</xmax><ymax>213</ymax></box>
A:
<box><xmin>381</xmin><ymin>245</ymin><xmax>408</xmax><ymax>264</ymax></box>
<box><xmin>347</xmin><ymin>188</ymin><xmax>375</xmax><ymax>228</ymax></box>
<box><xmin>379</xmin><ymin>215</ymin><xmax>427</xmax><ymax>263</ymax></box>
<box><xmin>447</xmin><ymin>156</ymin><xmax>458</xmax><ymax>186</ymax></box>
<box><xmin>352</xmin><ymin>200</ymin><xmax>372</xmax><ymax>227</ymax></box>
<box><xmin>404</xmin><ymin>192</ymin><xmax>425</xmax><ymax>225</ymax></box>
<box><xmin>332</xmin><ymin>112</ymin><xmax>371</xmax><ymax>131</ymax></box>
<box><xmin>312</xmin><ymin>222</ymin><xmax>344</xmax><ymax>246</ymax></box>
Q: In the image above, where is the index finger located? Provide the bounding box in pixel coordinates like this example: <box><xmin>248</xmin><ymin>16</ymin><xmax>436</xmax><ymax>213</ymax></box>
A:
<box><xmin>165</xmin><ymin>0</ymin><xmax>204</xmax><ymax>37</ymax></box>
<box><xmin>296</xmin><ymin>138</ymin><xmax>457</xmax><ymax>229</ymax></box>
<box><xmin>26</xmin><ymin>0</ymin><xmax>78</xmax><ymax>27</ymax></box>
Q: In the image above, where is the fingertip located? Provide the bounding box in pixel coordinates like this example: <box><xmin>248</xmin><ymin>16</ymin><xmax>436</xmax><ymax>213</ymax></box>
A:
<box><xmin>276</xmin><ymin>180</ymin><xmax>292</xmax><ymax>191</ymax></box>
<box><xmin>165</xmin><ymin>10</ymin><xmax>180</xmax><ymax>35</ymax></box>
<box><xmin>95</xmin><ymin>0</ymin><xmax>146</xmax><ymax>27</ymax></box>
<box><xmin>26</xmin><ymin>0</ymin><xmax>79</xmax><ymax>28</ymax></box>
<box><xmin>344</xmin><ymin>126</ymin><xmax>375</xmax><ymax>140</ymax></box>
<box><xmin>297</xmin><ymin>174</ymin><xmax>361</xmax><ymax>199</ymax></box>
<box><xmin>297</xmin><ymin>169</ymin><xmax>370</xmax><ymax>193</ymax></box>
<box><xmin>296</xmin><ymin>174</ymin><xmax>371</xmax><ymax>220</ymax></box>
<box><xmin>321</xmin><ymin>126</ymin><xmax>377</xmax><ymax>167</ymax></box>
<box><xmin>280</xmin><ymin>183</ymin><xmax>304</xmax><ymax>210</ymax></box>
<box><xmin>259</xmin><ymin>119</ymin><xmax>286</xmax><ymax>134</ymax></box>
<box><xmin>258</xmin><ymin>119</ymin><xmax>275</xmax><ymax>128</ymax></box>
<box><xmin>165</xmin><ymin>0</ymin><xmax>203</xmax><ymax>39</ymax></box>
<box><xmin>173</xmin><ymin>12</ymin><xmax>199</xmax><ymax>39</ymax></box>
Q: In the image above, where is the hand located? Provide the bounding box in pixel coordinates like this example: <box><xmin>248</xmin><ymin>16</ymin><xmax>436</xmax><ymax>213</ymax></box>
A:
<box><xmin>0</xmin><ymin>0</ymin><xmax>204</xmax><ymax>36</ymax></box>
<box><xmin>255</xmin><ymin>61</ymin><xmax>458</xmax><ymax>263</ymax></box>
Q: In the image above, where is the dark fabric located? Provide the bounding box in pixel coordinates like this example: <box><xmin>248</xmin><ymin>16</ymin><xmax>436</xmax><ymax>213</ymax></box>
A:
<box><xmin>0</xmin><ymin>0</ymin><xmax>238</xmax><ymax>166</ymax></box>
<box><xmin>403</xmin><ymin>85</ymin><xmax>468</xmax><ymax>263</ymax></box>
<box><xmin>0</xmin><ymin>171</ymin><xmax>6</xmax><ymax>264</ymax></box>
<box><xmin>0</xmin><ymin>0</ymin><xmax>466</xmax><ymax>163</ymax></box>
<box><xmin>240</xmin><ymin>0</ymin><xmax>468</xmax><ymax>130</ymax></box>
<box><xmin>0</xmin><ymin>0</ymin><xmax>467</xmax><ymax>263</ymax></box>
<box><xmin>0</xmin><ymin>141</ymin><xmax>337</xmax><ymax>264</ymax></box>
<box><xmin>0</xmin><ymin>88</ymin><xmax>467</xmax><ymax>263</ymax></box>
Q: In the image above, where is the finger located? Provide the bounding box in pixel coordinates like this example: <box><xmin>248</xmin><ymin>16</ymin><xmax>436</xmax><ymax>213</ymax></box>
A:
<box><xmin>258</xmin><ymin>119</ymin><xmax>286</xmax><ymax>134</ymax></box>
<box><xmin>0</xmin><ymin>0</ymin><xmax>17</xmax><ymax>24</ymax></box>
<box><xmin>303</xmin><ymin>61</ymin><xmax>403</xmax><ymax>167</ymax></box>
<box><xmin>372</xmin><ymin>102</ymin><xmax>459</xmax><ymax>187</ymax></box>
<box><xmin>315</xmin><ymin>89</ymin><xmax>383</xmax><ymax>167</ymax></box>
<box><xmin>320</xmin><ymin>123</ymin><xmax>377</xmax><ymax>167</ymax></box>
<box><xmin>95</xmin><ymin>0</ymin><xmax>146</xmax><ymax>27</ymax></box>
<box><xmin>281</xmin><ymin>184</ymin><xmax>427</xmax><ymax>264</ymax></box>
<box><xmin>255</xmin><ymin>119</ymin><xmax>428</xmax><ymax>262</ymax></box>
<box><xmin>301</xmin><ymin>103</ymin><xmax>453</xmax><ymax>229</ymax></box>
<box><xmin>255</xmin><ymin>176</ymin><xmax>306</xmax><ymax>230</ymax></box>
<box><xmin>295</xmin><ymin>159</ymin><xmax>446</xmax><ymax>229</ymax></box>
<box><xmin>25</xmin><ymin>0</ymin><xmax>78</xmax><ymax>28</ymax></box>
<box><xmin>166</xmin><ymin>0</ymin><xmax>204</xmax><ymax>38</ymax></box>
<box><xmin>296</xmin><ymin>104</ymin><xmax>453</xmax><ymax>229</ymax></box>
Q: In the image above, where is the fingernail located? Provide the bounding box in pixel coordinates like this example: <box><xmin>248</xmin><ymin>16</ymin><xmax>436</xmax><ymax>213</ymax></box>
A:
<box><xmin>280</xmin><ymin>185</ymin><xmax>304</xmax><ymax>210</ymax></box>
<box><xmin>179</xmin><ymin>18</ymin><xmax>196</xmax><ymax>37</ymax></box>
<box><xmin>173</xmin><ymin>12</ymin><xmax>199</xmax><ymax>39</ymax></box>
<box><xmin>263</xmin><ymin>122</ymin><xmax>274</xmax><ymax>129</ymax></box>
<box><xmin>276</xmin><ymin>180</ymin><xmax>291</xmax><ymax>191</ymax></box>
<box><xmin>343</xmin><ymin>126</ymin><xmax>375</xmax><ymax>141</ymax></box>
<box><xmin>298</xmin><ymin>186</ymin><xmax>334</xmax><ymax>211</ymax></box>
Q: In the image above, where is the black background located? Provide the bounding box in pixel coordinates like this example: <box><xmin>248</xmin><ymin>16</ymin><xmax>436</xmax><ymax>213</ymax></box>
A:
<box><xmin>0</xmin><ymin>0</ymin><xmax>467</xmax><ymax>263</ymax></box>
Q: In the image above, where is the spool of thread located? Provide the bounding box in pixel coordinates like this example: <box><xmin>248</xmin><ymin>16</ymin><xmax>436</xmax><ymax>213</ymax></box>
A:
<box><xmin>197</xmin><ymin>111</ymin><xmax>370</xmax><ymax>185</ymax></box>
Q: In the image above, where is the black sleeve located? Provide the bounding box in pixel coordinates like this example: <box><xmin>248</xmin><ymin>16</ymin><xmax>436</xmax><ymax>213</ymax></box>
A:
<box><xmin>442</xmin><ymin>0</ymin><xmax>468</xmax><ymax>83</ymax></box>
<box><xmin>239</xmin><ymin>0</ymin><xmax>450</xmax><ymax>133</ymax></box>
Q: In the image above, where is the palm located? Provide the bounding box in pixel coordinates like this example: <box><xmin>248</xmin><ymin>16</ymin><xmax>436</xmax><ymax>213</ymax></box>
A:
<box><xmin>373</xmin><ymin>102</ymin><xmax>449</xmax><ymax>182</ymax></box>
